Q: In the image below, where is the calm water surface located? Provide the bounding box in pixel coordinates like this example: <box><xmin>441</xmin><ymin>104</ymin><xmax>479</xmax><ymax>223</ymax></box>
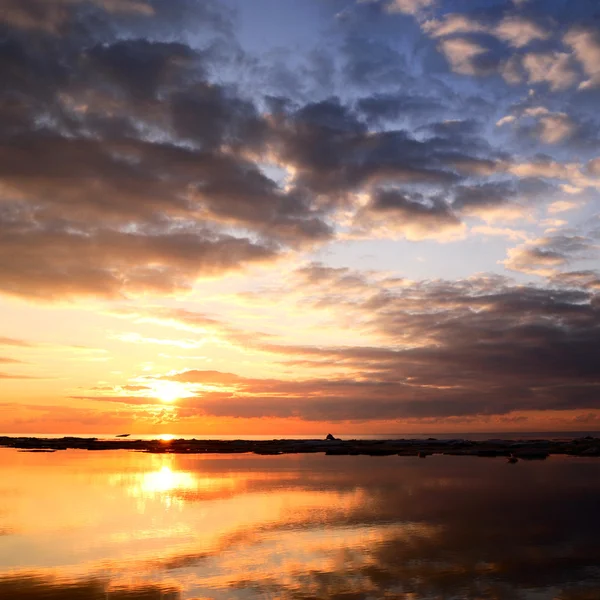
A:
<box><xmin>0</xmin><ymin>449</ymin><xmax>599</xmax><ymax>599</ymax></box>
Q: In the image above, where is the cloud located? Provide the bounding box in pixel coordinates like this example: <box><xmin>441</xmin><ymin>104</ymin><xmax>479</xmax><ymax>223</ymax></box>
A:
<box><xmin>0</xmin><ymin>3</ymin><xmax>340</xmax><ymax>300</ymax></box>
<box><xmin>423</xmin><ymin>14</ymin><xmax>488</xmax><ymax>38</ymax></box>
<box><xmin>548</xmin><ymin>200</ymin><xmax>581</xmax><ymax>214</ymax></box>
<box><xmin>3</xmin><ymin>0</ymin><xmax>600</xmax><ymax>429</ymax></box>
<box><xmin>587</xmin><ymin>157</ymin><xmax>600</xmax><ymax>176</ymax></box>
<box><xmin>269</xmin><ymin>99</ymin><xmax>488</xmax><ymax>210</ymax></box>
<box><xmin>452</xmin><ymin>179</ymin><xmax>552</xmax><ymax>222</ymax></box>
<box><xmin>2</xmin><ymin>0</ymin><xmax>572</xmax><ymax>304</ymax></box>
<box><xmin>503</xmin><ymin>234</ymin><xmax>598</xmax><ymax>276</ymax></box>
<box><xmin>423</xmin><ymin>13</ymin><xmax>549</xmax><ymax>49</ymax></box>
<box><xmin>521</xmin><ymin>52</ymin><xmax>579</xmax><ymax>90</ymax></box>
<box><xmin>127</xmin><ymin>270</ymin><xmax>600</xmax><ymax>423</ymax></box>
<box><xmin>355</xmin><ymin>92</ymin><xmax>444</xmax><ymax>124</ymax></box>
<box><xmin>564</xmin><ymin>27</ymin><xmax>600</xmax><ymax>89</ymax></box>
<box><xmin>438</xmin><ymin>38</ymin><xmax>494</xmax><ymax>76</ymax></box>
<box><xmin>551</xmin><ymin>270</ymin><xmax>600</xmax><ymax>290</ymax></box>
<box><xmin>384</xmin><ymin>0</ymin><xmax>435</xmax><ymax>16</ymax></box>
<box><xmin>535</xmin><ymin>112</ymin><xmax>577</xmax><ymax>144</ymax></box>
<box><xmin>504</xmin><ymin>107</ymin><xmax>579</xmax><ymax>144</ymax></box>
<box><xmin>0</xmin><ymin>216</ymin><xmax>278</xmax><ymax>300</ymax></box>
<box><xmin>353</xmin><ymin>188</ymin><xmax>464</xmax><ymax>241</ymax></box>
<box><xmin>0</xmin><ymin>0</ymin><xmax>155</xmax><ymax>34</ymax></box>
<box><xmin>470</xmin><ymin>225</ymin><xmax>528</xmax><ymax>241</ymax></box>
<box><xmin>494</xmin><ymin>16</ymin><xmax>549</xmax><ymax>48</ymax></box>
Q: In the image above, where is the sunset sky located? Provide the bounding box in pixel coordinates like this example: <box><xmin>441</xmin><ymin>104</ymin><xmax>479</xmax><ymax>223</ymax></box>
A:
<box><xmin>1</xmin><ymin>0</ymin><xmax>599</xmax><ymax>435</ymax></box>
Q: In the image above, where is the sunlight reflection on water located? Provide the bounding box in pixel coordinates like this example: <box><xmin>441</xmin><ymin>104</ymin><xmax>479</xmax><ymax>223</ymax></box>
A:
<box><xmin>0</xmin><ymin>449</ymin><xmax>599</xmax><ymax>599</ymax></box>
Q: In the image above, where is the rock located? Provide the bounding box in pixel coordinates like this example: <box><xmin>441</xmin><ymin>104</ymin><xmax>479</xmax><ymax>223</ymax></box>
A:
<box><xmin>515</xmin><ymin>451</ymin><xmax>549</xmax><ymax>460</ymax></box>
<box><xmin>581</xmin><ymin>447</ymin><xmax>600</xmax><ymax>456</ymax></box>
<box><xmin>325</xmin><ymin>448</ymin><xmax>350</xmax><ymax>455</ymax></box>
<box><xmin>477</xmin><ymin>450</ymin><xmax>502</xmax><ymax>457</ymax></box>
<box><xmin>0</xmin><ymin>436</ymin><xmax>597</xmax><ymax>459</ymax></box>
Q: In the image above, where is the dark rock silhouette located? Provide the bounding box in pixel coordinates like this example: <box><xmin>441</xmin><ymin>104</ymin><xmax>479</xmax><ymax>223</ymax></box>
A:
<box><xmin>0</xmin><ymin>435</ymin><xmax>598</xmax><ymax>459</ymax></box>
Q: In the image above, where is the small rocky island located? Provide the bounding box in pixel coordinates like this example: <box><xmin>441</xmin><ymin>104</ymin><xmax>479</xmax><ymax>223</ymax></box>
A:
<box><xmin>0</xmin><ymin>435</ymin><xmax>599</xmax><ymax>459</ymax></box>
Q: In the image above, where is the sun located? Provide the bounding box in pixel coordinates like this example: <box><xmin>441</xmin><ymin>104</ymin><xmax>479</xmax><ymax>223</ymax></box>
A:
<box><xmin>151</xmin><ymin>381</ymin><xmax>188</xmax><ymax>403</ymax></box>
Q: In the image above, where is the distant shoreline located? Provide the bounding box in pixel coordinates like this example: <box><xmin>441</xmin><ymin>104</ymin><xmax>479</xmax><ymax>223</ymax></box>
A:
<box><xmin>1</xmin><ymin>435</ymin><xmax>599</xmax><ymax>459</ymax></box>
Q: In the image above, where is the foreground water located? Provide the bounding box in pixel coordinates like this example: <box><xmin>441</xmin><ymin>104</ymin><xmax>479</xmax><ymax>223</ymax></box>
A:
<box><xmin>0</xmin><ymin>450</ymin><xmax>599</xmax><ymax>599</ymax></box>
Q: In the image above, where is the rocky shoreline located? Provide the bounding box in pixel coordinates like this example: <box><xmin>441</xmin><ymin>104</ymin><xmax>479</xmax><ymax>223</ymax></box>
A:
<box><xmin>1</xmin><ymin>435</ymin><xmax>599</xmax><ymax>459</ymax></box>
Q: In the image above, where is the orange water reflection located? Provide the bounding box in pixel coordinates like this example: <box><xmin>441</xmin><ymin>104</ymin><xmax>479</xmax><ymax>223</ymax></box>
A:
<box><xmin>0</xmin><ymin>449</ymin><xmax>599</xmax><ymax>599</ymax></box>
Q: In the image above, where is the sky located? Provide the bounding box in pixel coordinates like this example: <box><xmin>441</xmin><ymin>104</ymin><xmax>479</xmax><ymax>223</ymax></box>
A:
<box><xmin>0</xmin><ymin>0</ymin><xmax>599</xmax><ymax>435</ymax></box>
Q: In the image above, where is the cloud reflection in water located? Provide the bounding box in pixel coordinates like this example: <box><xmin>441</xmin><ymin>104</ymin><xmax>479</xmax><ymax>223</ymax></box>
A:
<box><xmin>0</xmin><ymin>450</ymin><xmax>599</xmax><ymax>599</ymax></box>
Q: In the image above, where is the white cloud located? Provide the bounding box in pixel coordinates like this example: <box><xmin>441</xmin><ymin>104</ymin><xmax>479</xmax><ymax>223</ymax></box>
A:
<box><xmin>471</xmin><ymin>225</ymin><xmax>528</xmax><ymax>241</ymax></box>
<box><xmin>385</xmin><ymin>0</ymin><xmax>435</xmax><ymax>15</ymax></box>
<box><xmin>522</xmin><ymin>106</ymin><xmax>551</xmax><ymax>117</ymax></box>
<box><xmin>423</xmin><ymin>14</ymin><xmax>488</xmax><ymax>37</ymax></box>
<box><xmin>495</xmin><ymin>16</ymin><xmax>549</xmax><ymax>48</ymax></box>
<box><xmin>496</xmin><ymin>115</ymin><xmax>517</xmax><ymax>127</ymax></box>
<box><xmin>522</xmin><ymin>51</ymin><xmax>578</xmax><ymax>90</ymax></box>
<box><xmin>537</xmin><ymin>113</ymin><xmax>576</xmax><ymax>144</ymax></box>
<box><xmin>587</xmin><ymin>157</ymin><xmax>600</xmax><ymax>176</ymax></box>
<box><xmin>560</xmin><ymin>184</ymin><xmax>583</xmax><ymax>195</ymax></box>
<box><xmin>547</xmin><ymin>200</ymin><xmax>581</xmax><ymax>214</ymax></box>
<box><xmin>564</xmin><ymin>28</ymin><xmax>600</xmax><ymax>89</ymax></box>
<box><xmin>502</xmin><ymin>234</ymin><xmax>597</xmax><ymax>277</ymax></box>
<box><xmin>511</xmin><ymin>159</ymin><xmax>600</xmax><ymax>192</ymax></box>
<box><xmin>438</xmin><ymin>37</ymin><xmax>489</xmax><ymax>75</ymax></box>
<box><xmin>541</xmin><ymin>219</ymin><xmax>568</xmax><ymax>231</ymax></box>
<box><xmin>499</xmin><ymin>107</ymin><xmax>576</xmax><ymax>144</ymax></box>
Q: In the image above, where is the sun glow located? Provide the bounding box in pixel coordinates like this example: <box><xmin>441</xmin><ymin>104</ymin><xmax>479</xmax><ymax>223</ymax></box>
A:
<box><xmin>150</xmin><ymin>381</ymin><xmax>190</xmax><ymax>403</ymax></box>
<box><xmin>141</xmin><ymin>466</ymin><xmax>196</xmax><ymax>495</ymax></box>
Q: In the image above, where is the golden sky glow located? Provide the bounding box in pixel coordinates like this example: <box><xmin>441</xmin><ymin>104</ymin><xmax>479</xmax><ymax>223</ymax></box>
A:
<box><xmin>0</xmin><ymin>0</ymin><xmax>599</xmax><ymax>435</ymax></box>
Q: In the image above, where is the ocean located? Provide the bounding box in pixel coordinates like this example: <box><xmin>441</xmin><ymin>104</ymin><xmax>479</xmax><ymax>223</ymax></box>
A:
<box><xmin>0</xmin><ymin>444</ymin><xmax>599</xmax><ymax>599</ymax></box>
